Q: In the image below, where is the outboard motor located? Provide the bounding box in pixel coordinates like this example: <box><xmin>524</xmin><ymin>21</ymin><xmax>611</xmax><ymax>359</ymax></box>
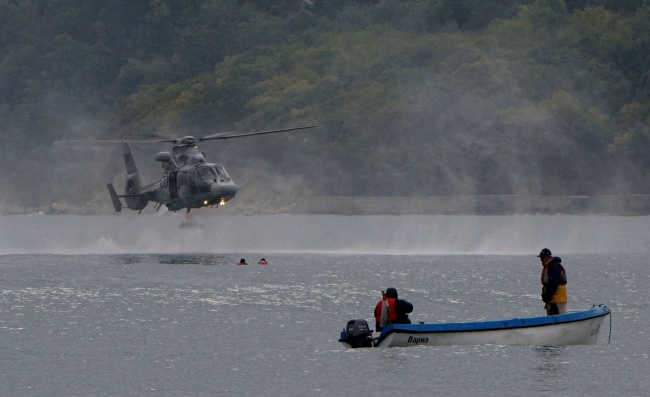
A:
<box><xmin>339</xmin><ymin>319</ymin><xmax>373</xmax><ymax>348</ymax></box>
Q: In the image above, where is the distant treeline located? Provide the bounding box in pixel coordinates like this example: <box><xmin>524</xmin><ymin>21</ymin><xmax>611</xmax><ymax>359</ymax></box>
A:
<box><xmin>1</xmin><ymin>0</ymin><xmax>650</xmax><ymax>209</ymax></box>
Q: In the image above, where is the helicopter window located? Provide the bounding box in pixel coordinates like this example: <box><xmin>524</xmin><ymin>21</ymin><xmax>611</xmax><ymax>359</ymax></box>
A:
<box><xmin>214</xmin><ymin>165</ymin><xmax>230</xmax><ymax>181</ymax></box>
<box><xmin>191</xmin><ymin>167</ymin><xmax>212</xmax><ymax>193</ymax></box>
<box><xmin>198</xmin><ymin>166</ymin><xmax>218</xmax><ymax>181</ymax></box>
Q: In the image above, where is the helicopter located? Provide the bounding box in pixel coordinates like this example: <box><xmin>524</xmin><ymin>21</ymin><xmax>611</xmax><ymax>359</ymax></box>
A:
<box><xmin>106</xmin><ymin>125</ymin><xmax>317</xmax><ymax>213</ymax></box>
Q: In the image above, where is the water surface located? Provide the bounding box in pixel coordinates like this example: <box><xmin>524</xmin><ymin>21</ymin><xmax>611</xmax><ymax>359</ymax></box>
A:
<box><xmin>0</xmin><ymin>215</ymin><xmax>648</xmax><ymax>396</ymax></box>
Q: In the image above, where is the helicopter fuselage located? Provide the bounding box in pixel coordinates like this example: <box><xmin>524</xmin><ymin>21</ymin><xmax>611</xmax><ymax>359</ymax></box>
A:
<box><xmin>154</xmin><ymin>162</ymin><xmax>237</xmax><ymax>211</ymax></box>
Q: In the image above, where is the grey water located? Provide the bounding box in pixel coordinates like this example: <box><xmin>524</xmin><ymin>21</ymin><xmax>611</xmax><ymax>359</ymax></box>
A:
<box><xmin>0</xmin><ymin>215</ymin><xmax>649</xmax><ymax>396</ymax></box>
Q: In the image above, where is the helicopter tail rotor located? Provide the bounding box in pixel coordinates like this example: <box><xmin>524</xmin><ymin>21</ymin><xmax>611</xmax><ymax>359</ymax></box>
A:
<box><xmin>106</xmin><ymin>184</ymin><xmax>122</xmax><ymax>212</ymax></box>
<box><xmin>121</xmin><ymin>142</ymin><xmax>149</xmax><ymax>211</ymax></box>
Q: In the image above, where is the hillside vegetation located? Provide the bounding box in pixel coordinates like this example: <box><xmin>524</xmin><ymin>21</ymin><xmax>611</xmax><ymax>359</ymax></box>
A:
<box><xmin>1</xmin><ymin>0</ymin><xmax>650</xmax><ymax>211</ymax></box>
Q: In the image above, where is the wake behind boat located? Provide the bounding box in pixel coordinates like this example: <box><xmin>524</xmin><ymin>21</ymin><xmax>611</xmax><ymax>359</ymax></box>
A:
<box><xmin>339</xmin><ymin>304</ymin><xmax>611</xmax><ymax>348</ymax></box>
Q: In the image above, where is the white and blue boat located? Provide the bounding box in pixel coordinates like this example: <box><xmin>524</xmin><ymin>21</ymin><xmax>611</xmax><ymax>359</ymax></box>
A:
<box><xmin>339</xmin><ymin>304</ymin><xmax>611</xmax><ymax>348</ymax></box>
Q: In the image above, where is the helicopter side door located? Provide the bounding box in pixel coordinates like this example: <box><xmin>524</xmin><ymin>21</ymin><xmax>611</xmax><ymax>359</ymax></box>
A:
<box><xmin>169</xmin><ymin>171</ymin><xmax>179</xmax><ymax>199</ymax></box>
<box><xmin>177</xmin><ymin>170</ymin><xmax>190</xmax><ymax>199</ymax></box>
<box><xmin>189</xmin><ymin>169</ymin><xmax>200</xmax><ymax>194</ymax></box>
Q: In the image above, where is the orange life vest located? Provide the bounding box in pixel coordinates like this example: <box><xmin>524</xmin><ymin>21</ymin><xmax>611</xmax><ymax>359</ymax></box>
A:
<box><xmin>374</xmin><ymin>298</ymin><xmax>397</xmax><ymax>325</ymax></box>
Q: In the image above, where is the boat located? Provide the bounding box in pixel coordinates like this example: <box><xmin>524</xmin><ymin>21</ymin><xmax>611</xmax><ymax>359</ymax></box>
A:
<box><xmin>339</xmin><ymin>304</ymin><xmax>610</xmax><ymax>348</ymax></box>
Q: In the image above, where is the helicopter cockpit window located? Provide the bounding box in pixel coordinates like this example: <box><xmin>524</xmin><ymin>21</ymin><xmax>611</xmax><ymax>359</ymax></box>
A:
<box><xmin>192</xmin><ymin>166</ymin><xmax>215</xmax><ymax>193</ymax></box>
<box><xmin>198</xmin><ymin>166</ymin><xmax>218</xmax><ymax>182</ymax></box>
<box><xmin>214</xmin><ymin>165</ymin><xmax>230</xmax><ymax>182</ymax></box>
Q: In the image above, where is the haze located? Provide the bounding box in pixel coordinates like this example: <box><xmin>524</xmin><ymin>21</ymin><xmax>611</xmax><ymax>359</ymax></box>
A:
<box><xmin>2</xmin><ymin>214</ymin><xmax>649</xmax><ymax>256</ymax></box>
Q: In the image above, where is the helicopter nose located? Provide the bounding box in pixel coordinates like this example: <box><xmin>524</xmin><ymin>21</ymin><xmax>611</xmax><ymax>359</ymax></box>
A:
<box><xmin>211</xmin><ymin>182</ymin><xmax>237</xmax><ymax>199</ymax></box>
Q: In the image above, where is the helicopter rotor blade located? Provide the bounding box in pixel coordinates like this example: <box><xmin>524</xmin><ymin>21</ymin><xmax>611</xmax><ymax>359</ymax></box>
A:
<box><xmin>53</xmin><ymin>139</ymin><xmax>157</xmax><ymax>145</ymax></box>
<box><xmin>199</xmin><ymin>125</ymin><xmax>318</xmax><ymax>142</ymax></box>
<box><xmin>55</xmin><ymin>125</ymin><xmax>318</xmax><ymax>146</ymax></box>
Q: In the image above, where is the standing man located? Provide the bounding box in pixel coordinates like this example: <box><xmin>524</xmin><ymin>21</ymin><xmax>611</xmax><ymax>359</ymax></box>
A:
<box><xmin>538</xmin><ymin>248</ymin><xmax>567</xmax><ymax>315</ymax></box>
<box><xmin>373</xmin><ymin>287</ymin><xmax>413</xmax><ymax>331</ymax></box>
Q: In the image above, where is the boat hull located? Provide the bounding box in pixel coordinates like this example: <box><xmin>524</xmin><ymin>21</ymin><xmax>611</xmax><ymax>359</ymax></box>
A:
<box><xmin>340</xmin><ymin>305</ymin><xmax>610</xmax><ymax>348</ymax></box>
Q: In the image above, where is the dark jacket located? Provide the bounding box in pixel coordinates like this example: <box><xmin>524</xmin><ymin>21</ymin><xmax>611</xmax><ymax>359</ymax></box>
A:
<box><xmin>393</xmin><ymin>299</ymin><xmax>413</xmax><ymax>324</ymax></box>
<box><xmin>541</xmin><ymin>256</ymin><xmax>567</xmax><ymax>303</ymax></box>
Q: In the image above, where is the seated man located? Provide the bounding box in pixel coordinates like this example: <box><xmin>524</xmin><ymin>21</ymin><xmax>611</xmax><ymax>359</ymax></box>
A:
<box><xmin>373</xmin><ymin>287</ymin><xmax>413</xmax><ymax>331</ymax></box>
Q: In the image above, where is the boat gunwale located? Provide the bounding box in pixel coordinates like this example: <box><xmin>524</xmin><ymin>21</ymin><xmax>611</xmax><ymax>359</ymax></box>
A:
<box><xmin>376</xmin><ymin>305</ymin><xmax>610</xmax><ymax>340</ymax></box>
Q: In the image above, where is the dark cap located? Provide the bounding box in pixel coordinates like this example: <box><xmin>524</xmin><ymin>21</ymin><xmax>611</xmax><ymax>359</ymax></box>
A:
<box><xmin>537</xmin><ymin>248</ymin><xmax>552</xmax><ymax>257</ymax></box>
<box><xmin>386</xmin><ymin>287</ymin><xmax>398</xmax><ymax>298</ymax></box>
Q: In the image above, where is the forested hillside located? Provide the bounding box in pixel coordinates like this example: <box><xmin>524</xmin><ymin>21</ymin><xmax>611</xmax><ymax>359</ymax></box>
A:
<box><xmin>1</xmin><ymin>0</ymin><xmax>649</xmax><ymax>212</ymax></box>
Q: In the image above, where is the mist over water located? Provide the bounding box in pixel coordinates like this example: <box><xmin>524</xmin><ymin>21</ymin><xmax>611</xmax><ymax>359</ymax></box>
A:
<box><xmin>2</xmin><ymin>214</ymin><xmax>650</xmax><ymax>255</ymax></box>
